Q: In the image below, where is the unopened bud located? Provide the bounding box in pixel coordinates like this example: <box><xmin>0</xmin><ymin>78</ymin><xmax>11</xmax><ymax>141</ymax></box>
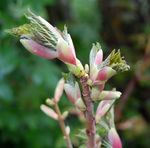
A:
<box><xmin>62</xmin><ymin>111</ymin><xmax>69</xmax><ymax>119</ymax></box>
<box><xmin>98</xmin><ymin>90</ymin><xmax>122</xmax><ymax>101</ymax></box>
<box><xmin>46</xmin><ymin>98</ymin><xmax>55</xmax><ymax>106</ymax></box>
<box><xmin>75</xmin><ymin>98</ymin><xmax>86</xmax><ymax>111</ymax></box>
<box><xmin>54</xmin><ymin>78</ymin><xmax>65</xmax><ymax>103</ymax></box>
<box><xmin>96</xmin><ymin>67</ymin><xmax>116</xmax><ymax>84</ymax></box>
<box><xmin>108</xmin><ymin>128</ymin><xmax>122</xmax><ymax>148</ymax></box>
<box><xmin>67</xmin><ymin>59</ymin><xmax>85</xmax><ymax>77</ymax></box>
<box><xmin>65</xmin><ymin>126</ymin><xmax>70</xmax><ymax>136</ymax></box>
<box><xmin>85</xmin><ymin>64</ymin><xmax>89</xmax><ymax>73</ymax></box>
<box><xmin>40</xmin><ymin>104</ymin><xmax>58</xmax><ymax>120</ymax></box>
<box><xmin>91</xmin><ymin>87</ymin><xmax>100</xmax><ymax>101</ymax></box>
<box><xmin>95</xmin><ymin>99</ymin><xmax>116</xmax><ymax>123</ymax></box>
<box><xmin>96</xmin><ymin>103</ymin><xmax>110</xmax><ymax>123</ymax></box>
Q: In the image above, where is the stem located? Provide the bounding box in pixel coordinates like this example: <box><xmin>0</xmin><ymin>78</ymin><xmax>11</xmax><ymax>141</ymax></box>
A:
<box><xmin>80</xmin><ymin>76</ymin><xmax>96</xmax><ymax>148</ymax></box>
<box><xmin>54</xmin><ymin>103</ymin><xmax>73</xmax><ymax>148</ymax></box>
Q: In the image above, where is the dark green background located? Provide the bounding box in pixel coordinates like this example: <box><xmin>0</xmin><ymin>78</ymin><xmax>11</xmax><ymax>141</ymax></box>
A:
<box><xmin>0</xmin><ymin>0</ymin><xmax>150</xmax><ymax>147</ymax></box>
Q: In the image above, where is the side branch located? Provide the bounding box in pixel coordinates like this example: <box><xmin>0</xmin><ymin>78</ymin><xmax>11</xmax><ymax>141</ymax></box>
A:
<box><xmin>80</xmin><ymin>76</ymin><xmax>96</xmax><ymax>148</ymax></box>
<box><xmin>54</xmin><ymin>103</ymin><xmax>73</xmax><ymax>148</ymax></box>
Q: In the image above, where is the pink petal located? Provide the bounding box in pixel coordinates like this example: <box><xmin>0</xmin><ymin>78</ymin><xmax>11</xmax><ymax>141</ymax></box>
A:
<box><xmin>54</xmin><ymin>78</ymin><xmax>65</xmax><ymax>103</ymax></box>
<box><xmin>95</xmin><ymin>100</ymin><xmax>115</xmax><ymax>122</ymax></box>
<box><xmin>20</xmin><ymin>38</ymin><xmax>58</xmax><ymax>59</ymax></box>
<box><xmin>96</xmin><ymin>67</ymin><xmax>116</xmax><ymax>82</ymax></box>
<box><xmin>57</xmin><ymin>38</ymin><xmax>77</xmax><ymax>65</ymax></box>
<box><xmin>95</xmin><ymin>49</ymin><xmax>103</xmax><ymax>65</ymax></box>
<box><xmin>97</xmin><ymin>67</ymin><xmax>108</xmax><ymax>81</ymax></box>
<box><xmin>108</xmin><ymin>128</ymin><xmax>122</xmax><ymax>148</ymax></box>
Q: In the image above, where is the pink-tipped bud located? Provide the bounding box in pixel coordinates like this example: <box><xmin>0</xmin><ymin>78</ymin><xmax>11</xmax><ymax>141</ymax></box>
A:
<box><xmin>64</xmin><ymin>81</ymin><xmax>86</xmax><ymax>110</ymax></box>
<box><xmin>40</xmin><ymin>104</ymin><xmax>58</xmax><ymax>120</ymax></box>
<box><xmin>20</xmin><ymin>36</ymin><xmax>58</xmax><ymax>59</ymax></box>
<box><xmin>57</xmin><ymin>38</ymin><xmax>77</xmax><ymax>65</ymax></box>
<box><xmin>96</xmin><ymin>100</ymin><xmax>115</xmax><ymax>123</ymax></box>
<box><xmin>90</xmin><ymin>43</ymin><xmax>103</xmax><ymax>67</ymax></box>
<box><xmin>108</xmin><ymin>128</ymin><xmax>122</xmax><ymax>148</ymax></box>
<box><xmin>19</xmin><ymin>11</ymin><xmax>77</xmax><ymax>65</ymax></box>
<box><xmin>95</xmin><ymin>48</ymin><xmax>103</xmax><ymax>65</ymax></box>
<box><xmin>95</xmin><ymin>67</ymin><xmax>116</xmax><ymax>84</ymax></box>
<box><xmin>54</xmin><ymin>78</ymin><xmax>65</xmax><ymax>103</ymax></box>
<box><xmin>89</xmin><ymin>43</ymin><xmax>103</xmax><ymax>81</ymax></box>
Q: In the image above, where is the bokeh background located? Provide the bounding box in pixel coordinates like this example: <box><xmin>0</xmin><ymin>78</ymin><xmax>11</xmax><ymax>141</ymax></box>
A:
<box><xmin>0</xmin><ymin>0</ymin><xmax>150</xmax><ymax>147</ymax></box>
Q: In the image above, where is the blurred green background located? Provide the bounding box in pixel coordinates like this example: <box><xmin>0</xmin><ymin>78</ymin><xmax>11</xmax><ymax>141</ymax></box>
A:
<box><xmin>0</xmin><ymin>0</ymin><xmax>150</xmax><ymax>147</ymax></box>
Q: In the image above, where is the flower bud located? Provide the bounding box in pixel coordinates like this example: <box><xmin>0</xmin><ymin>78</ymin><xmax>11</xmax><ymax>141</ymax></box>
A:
<box><xmin>64</xmin><ymin>81</ymin><xmax>86</xmax><ymax>110</ymax></box>
<box><xmin>62</xmin><ymin>111</ymin><xmax>69</xmax><ymax>119</ymax></box>
<box><xmin>54</xmin><ymin>78</ymin><xmax>65</xmax><ymax>103</ymax></box>
<box><xmin>108</xmin><ymin>128</ymin><xmax>122</xmax><ymax>148</ymax></box>
<box><xmin>40</xmin><ymin>104</ymin><xmax>58</xmax><ymax>120</ymax></box>
<box><xmin>75</xmin><ymin>97</ymin><xmax>86</xmax><ymax>111</ymax></box>
<box><xmin>8</xmin><ymin>11</ymin><xmax>77</xmax><ymax>65</ymax></box>
<box><xmin>95</xmin><ymin>67</ymin><xmax>116</xmax><ymax>85</ymax></box>
<box><xmin>20</xmin><ymin>36</ymin><xmax>58</xmax><ymax>59</ymax></box>
<box><xmin>56</xmin><ymin>38</ymin><xmax>77</xmax><ymax>65</ymax></box>
<box><xmin>65</xmin><ymin>126</ymin><xmax>70</xmax><ymax>136</ymax></box>
<box><xmin>89</xmin><ymin>43</ymin><xmax>103</xmax><ymax>82</ymax></box>
<box><xmin>67</xmin><ymin>59</ymin><xmax>85</xmax><ymax>77</ymax></box>
<box><xmin>96</xmin><ymin>100</ymin><xmax>115</xmax><ymax>123</ymax></box>
<box><xmin>91</xmin><ymin>87</ymin><xmax>101</xmax><ymax>101</ymax></box>
<box><xmin>46</xmin><ymin>98</ymin><xmax>55</xmax><ymax>106</ymax></box>
<box><xmin>89</xmin><ymin>43</ymin><xmax>103</xmax><ymax>67</ymax></box>
<box><xmin>98</xmin><ymin>90</ymin><xmax>121</xmax><ymax>101</ymax></box>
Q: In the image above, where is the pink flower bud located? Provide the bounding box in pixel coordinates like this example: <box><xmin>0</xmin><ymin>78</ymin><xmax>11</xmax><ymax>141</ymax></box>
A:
<box><xmin>95</xmin><ymin>67</ymin><xmax>116</xmax><ymax>84</ymax></box>
<box><xmin>20</xmin><ymin>36</ymin><xmax>58</xmax><ymax>59</ymax></box>
<box><xmin>90</xmin><ymin>43</ymin><xmax>103</xmax><ymax>67</ymax></box>
<box><xmin>96</xmin><ymin>100</ymin><xmax>115</xmax><ymax>123</ymax></box>
<box><xmin>54</xmin><ymin>78</ymin><xmax>65</xmax><ymax>103</ymax></box>
<box><xmin>89</xmin><ymin>43</ymin><xmax>103</xmax><ymax>81</ymax></box>
<box><xmin>40</xmin><ymin>104</ymin><xmax>58</xmax><ymax>120</ymax></box>
<box><xmin>56</xmin><ymin>38</ymin><xmax>77</xmax><ymax>65</ymax></box>
<box><xmin>95</xmin><ymin>49</ymin><xmax>103</xmax><ymax>65</ymax></box>
<box><xmin>64</xmin><ymin>81</ymin><xmax>86</xmax><ymax>110</ymax></box>
<box><xmin>19</xmin><ymin>11</ymin><xmax>77</xmax><ymax>65</ymax></box>
<box><xmin>108</xmin><ymin>128</ymin><xmax>122</xmax><ymax>148</ymax></box>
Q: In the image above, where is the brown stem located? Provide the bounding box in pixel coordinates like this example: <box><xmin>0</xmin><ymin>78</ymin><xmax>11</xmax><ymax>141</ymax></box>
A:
<box><xmin>80</xmin><ymin>76</ymin><xmax>96</xmax><ymax>148</ymax></box>
<box><xmin>54</xmin><ymin>103</ymin><xmax>73</xmax><ymax>148</ymax></box>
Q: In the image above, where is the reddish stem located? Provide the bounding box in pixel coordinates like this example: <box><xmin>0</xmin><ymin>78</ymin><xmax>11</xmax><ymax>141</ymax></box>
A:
<box><xmin>80</xmin><ymin>76</ymin><xmax>96</xmax><ymax>148</ymax></box>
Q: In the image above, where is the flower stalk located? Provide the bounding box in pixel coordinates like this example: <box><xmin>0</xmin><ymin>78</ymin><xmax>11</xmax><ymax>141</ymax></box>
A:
<box><xmin>80</xmin><ymin>75</ymin><xmax>96</xmax><ymax>148</ymax></box>
<box><xmin>53</xmin><ymin>102</ymin><xmax>73</xmax><ymax>148</ymax></box>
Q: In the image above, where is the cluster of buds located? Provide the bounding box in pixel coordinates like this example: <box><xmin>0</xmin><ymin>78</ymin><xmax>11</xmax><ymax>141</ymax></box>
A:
<box><xmin>6</xmin><ymin>10</ymin><xmax>85</xmax><ymax>77</ymax></box>
<box><xmin>7</xmin><ymin>10</ymin><xmax>130</xmax><ymax>148</ymax></box>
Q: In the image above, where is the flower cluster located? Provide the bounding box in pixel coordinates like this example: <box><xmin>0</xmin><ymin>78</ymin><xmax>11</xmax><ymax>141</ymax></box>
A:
<box><xmin>7</xmin><ymin>10</ymin><xmax>130</xmax><ymax>148</ymax></box>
